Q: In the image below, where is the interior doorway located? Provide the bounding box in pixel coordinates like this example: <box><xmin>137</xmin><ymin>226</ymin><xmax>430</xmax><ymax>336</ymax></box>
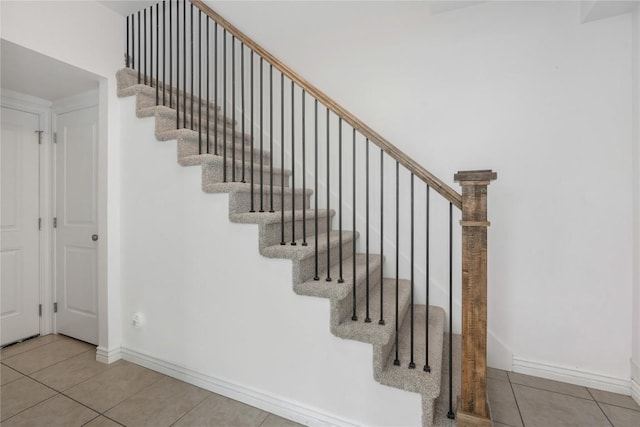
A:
<box><xmin>1</xmin><ymin>40</ymin><xmax>103</xmax><ymax>346</ymax></box>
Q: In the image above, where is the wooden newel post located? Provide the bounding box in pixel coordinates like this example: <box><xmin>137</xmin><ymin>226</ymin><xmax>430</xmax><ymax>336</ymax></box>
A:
<box><xmin>454</xmin><ymin>169</ymin><xmax>497</xmax><ymax>427</ymax></box>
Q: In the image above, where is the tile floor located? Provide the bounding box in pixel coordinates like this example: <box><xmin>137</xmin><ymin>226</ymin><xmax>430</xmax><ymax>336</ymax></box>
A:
<box><xmin>0</xmin><ymin>334</ymin><xmax>302</xmax><ymax>426</ymax></box>
<box><xmin>1</xmin><ymin>334</ymin><xmax>639</xmax><ymax>426</ymax></box>
<box><xmin>487</xmin><ymin>367</ymin><xmax>640</xmax><ymax>427</ymax></box>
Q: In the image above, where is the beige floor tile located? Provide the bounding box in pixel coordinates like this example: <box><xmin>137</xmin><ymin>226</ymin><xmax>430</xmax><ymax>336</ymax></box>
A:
<box><xmin>487</xmin><ymin>378</ymin><xmax>523</xmax><ymax>427</ymax></box>
<box><xmin>588</xmin><ymin>388</ymin><xmax>640</xmax><ymax>412</ymax></box>
<box><xmin>513</xmin><ymin>384</ymin><xmax>610</xmax><ymax>426</ymax></box>
<box><xmin>30</xmin><ymin>350</ymin><xmax>119</xmax><ymax>391</ymax></box>
<box><xmin>1</xmin><ymin>394</ymin><xmax>98</xmax><ymax>427</ymax></box>
<box><xmin>1</xmin><ymin>364</ymin><xmax>24</xmax><ymax>386</ymax></box>
<box><xmin>508</xmin><ymin>372</ymin><xmax>591</xmax><ymax>399</ymax></box>
<box><xmin>0</xmin><ymin>377</ymin><xmax>57</xmax><ymax>421</ymax></box>
<box><xmin>82</xmin><ymin>416</ymin><xmax>124</xmax><ymax>426</ymax></box>
<box><xmin>64</xmin><ymin>361</ymin><xmax>164</xmax><ymax>413</ymax></box>
<box><xmin>104</xmin><ymin>376</ymin><xmax>210</xmax><ymax>426</ymax></box>
<box><xmin>487</xmin><ymin>367</ymin><xmax>509</xmax><ymax>382</ymax></box>
<box><xmin>600</xmin><ymin>403</ymin><xmax>640</xmax><ymax>427</ymax></box>
<box><xmin>173</xmin><ymin>393</ymin><xmax>269</xmax><ymax>427</ymax></box>
<box><xmin>2</xmin><ymin>338</ymin><xmax>94</xmax><ymax>375</ymax></box>
<box><xmin>492</xmin><ymin>423</ymin><xmax>514</xmax><ymax>427</ymax></box>
<box><xmin>259</xmin><ymin>414</ymin><xmax>304</xmax><ymax>427</ymax></box>
<box><xmin>0</xmin><ymin>334</ymin><xmax>62</xmax><ymax>360</ymax></box>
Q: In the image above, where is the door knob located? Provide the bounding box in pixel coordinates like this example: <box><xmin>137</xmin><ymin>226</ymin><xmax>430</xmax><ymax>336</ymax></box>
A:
<box><xmin>92</xmin><ymin>234</ymin><xmax>99</xmax><ymax>241</ymax></box>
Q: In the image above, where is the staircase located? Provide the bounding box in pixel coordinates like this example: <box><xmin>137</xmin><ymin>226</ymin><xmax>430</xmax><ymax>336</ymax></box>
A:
<box><xmin>118</xmin><ymin>1</ymin><xmax>496</xmax><ymax>426</ymax></box>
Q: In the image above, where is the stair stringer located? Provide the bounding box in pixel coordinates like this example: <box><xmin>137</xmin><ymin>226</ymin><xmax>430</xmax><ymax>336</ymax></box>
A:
<box><xmin>118</xmin><ymin>91</ymin><xmax>426</xmax><ymax>427</ymax></box>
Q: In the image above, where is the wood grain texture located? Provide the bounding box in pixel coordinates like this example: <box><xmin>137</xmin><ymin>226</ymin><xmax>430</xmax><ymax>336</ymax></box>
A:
<box><xmin>455</xmin><ymin>170</ymin><xmax>497</xmax><ymax>425</ymax></box>
<box><xmin>191</xmin><ymin>0</ymin><xmax>462</xmax><ymax>209</ymax></box>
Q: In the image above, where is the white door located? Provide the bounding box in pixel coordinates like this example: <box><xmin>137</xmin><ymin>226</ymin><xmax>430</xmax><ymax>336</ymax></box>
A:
<box><xmin>55</xmin><ymin>106</ymin><xmax>99</xmax><ymax>345</ymax></box>
<box><xmin>1</xmin><ymin>107</ymin><xmax>41</xmax><ymax>346</ymax></box>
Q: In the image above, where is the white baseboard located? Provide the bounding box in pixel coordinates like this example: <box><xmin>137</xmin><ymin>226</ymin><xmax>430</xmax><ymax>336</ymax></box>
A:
<box><xmin>512</xmin><ymin>357</ymin><xmax>631</xmax><ymax>395</ymax></box>
<box><xmin>632</xmin><ymin>379</ymin><xmax>640</xmax><ymax>406</ymax></box>
<box><xmin>120</xmin><ymin>347</ymin><xmax>360</xmax><ymax>427</ymax></box>
<box><xmin>96</xmin><ymin>346</ymin><xmax>122</xmax><ymax>364</ymax></box>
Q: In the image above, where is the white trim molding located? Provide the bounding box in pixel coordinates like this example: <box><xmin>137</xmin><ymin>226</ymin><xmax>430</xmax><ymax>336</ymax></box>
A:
<box><xmin>96</xmin><ymin>346</ymin><xmax>122</xmax><ymax>364</ymax></box>
<box><xmin>121</xmin><ymin>347</ymin><xmax>361</xmax><ymax>427</ymax></box>
<box><xmin>632</xmin><ymin>359</ymin><xmax>640</xmax><ymax>405</ymax></box>
<box><xmin>513</xmin><ymin>357</ymin><xmax>631</xmax><ymax>396</ymax></box>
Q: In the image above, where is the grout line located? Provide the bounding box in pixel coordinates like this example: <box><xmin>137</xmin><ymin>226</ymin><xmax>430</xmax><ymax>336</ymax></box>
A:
<box><xmin>507</xmin><ymin>374</ymin><xmax>595</xmax><ymax>402</ymax></box>
<box><xmin>507</xmin><ymin>377</ymin><xmax>527</xmax><ymax>427</ymax></box>
<box><xmin>90</xmin><ymin>371</ymin><xmax>167</xmax><ymax>415</ymax></box>
<box><xmin>0</xmin><ymin>334</ymin><xmax>63</xmax><ymax>360</ymax></box>
<box><xmin>0</xmin><ymin>392</ymin><xmax>60</xmax><ymax>424</ymax></box>
<box><xmin>587</xmin><ymin>388</ymin><xmax>615</xmax><ymax>427</ymax></box>
<box><xmin>256</xmin><ymin>411</ymin><xmax>271</xmax><ymax>427</ymax></box>
<box><xmin>169</xmin><ymin>393</ymin><xmax>213</xmax><ymax>426</ymax></box>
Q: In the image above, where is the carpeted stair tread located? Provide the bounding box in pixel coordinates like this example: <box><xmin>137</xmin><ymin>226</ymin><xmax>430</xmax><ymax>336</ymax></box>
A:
<box><xmin>294</xmin><ymin>253</ymin><xmax>381</xmax><ymax>301</ymax></box>
<box><xmin>175</xmin><ymin>130</ymin><xmax>271</xmax><ymax>165</ymax></box>
<box><xmin>230</xmin><ymin>209</ymin><xmax>333</xmax><ymax>225</ymax></box>
<box><xmin>262</xmin><ymin>230</ymin><xmax>357</xmax><ymax>261</ymax></box>
<box><xmin>336</xmin><ymin>278</ymin><xmax>412</xmax><ymax>346</ymax></box>
<box><xmin>153</xmin><ymin>107</ymin><xmax>244</xmax><ymax>142</ymax></box>
<box><xmin>378</xmin><ymin>305</ymin><xmax>445</xmax><ymax>398</ymax></box>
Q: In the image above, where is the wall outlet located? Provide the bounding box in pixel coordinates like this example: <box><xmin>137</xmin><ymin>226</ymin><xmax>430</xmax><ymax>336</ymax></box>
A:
<box><xmin>132</xmin><ymin>313</ymin><xmax>144</xmax><ymax>327</ymax></box>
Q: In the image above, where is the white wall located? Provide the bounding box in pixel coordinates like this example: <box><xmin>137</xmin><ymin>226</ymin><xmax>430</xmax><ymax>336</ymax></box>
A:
<box><xmin>632</xmin><ymin>4</ymin><xmax>640</xmax><ymax>405</ymax></box>
<box><xmin>118</xmin><ymin>97</ymin><xmax>423</xmax><ymax>427</ymax></box>
<box><xmin>0</xmin><ymin>1</ymin><xmax>124</xmax><ymax>358</ymax></box>
<box><xmin>207</xmin><ymin>0</ymin><xmax>634</xmax><ymax>392</ymax></box>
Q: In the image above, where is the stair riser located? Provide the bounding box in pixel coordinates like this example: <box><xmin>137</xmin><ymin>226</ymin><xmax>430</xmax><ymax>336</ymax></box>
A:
<box><xmin>177</xmin><ymin>138</ymin><xmax>269</xmax><ymax>166</ymax></box>
<box><xmin>292</xmin><ymin>237</ymin><xmax>355</xmax><ymax>285</ymax></box>
<box><xmin>154</xmin><ymin>108</ymin><xmax>243</xmax><ymax>143</ymax></box>
<box><xmin>136</xmin><ymin>91</ymin><xmax>230</xmax><ymax>127</ymax></box>
<box><xmin>258</xmin><ymin>215</ymin><xmax>331</xmax><ymax>249</ymax></box>
<box><xmin>227</xmin><ymin>189</ymin><xmax>312</xmax><ymax>215</ymax></box>
<box><xmin>202</xmin><ymin>161</ymin><xmax>289</xmax><ymax>188</ymax></box>
<box><xmin>332</xmin><ymin>261</ymin><xmax>383</xmax><ymax>330</ymax></box>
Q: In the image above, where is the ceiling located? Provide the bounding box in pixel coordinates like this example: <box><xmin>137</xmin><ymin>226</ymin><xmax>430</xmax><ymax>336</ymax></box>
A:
<box><xmin>1</xmin><ymin>40</ymin><xmax>100</xmax><ymax>102</ymax></box>
<box><xmin>97</xmin><ymin>0</ymin><xmax>158</xmax><ymax>17</ymax></box>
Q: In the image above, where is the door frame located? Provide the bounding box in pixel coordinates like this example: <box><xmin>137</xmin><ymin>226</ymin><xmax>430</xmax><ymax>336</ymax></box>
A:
<box><xmin>1</xmin><ymin>89</ymin><xmax>53</xmax><ymax>338</ymax></box>
<box><xmin>51</xmin><ymin>90</ymin><xmax>99</xmax><ymax>342</ymax></box>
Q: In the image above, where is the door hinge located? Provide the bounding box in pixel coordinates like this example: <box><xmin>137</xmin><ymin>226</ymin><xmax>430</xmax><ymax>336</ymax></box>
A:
<box><xmin>53</xmin><ymin>302</ymin><xmax>58</xmax><ymax>313</ymax></box>
<box><xmin>39</xmin><ymin>304</ymin><xmax>42</xmax><ymax>317</ymax></box>
<box><xmin>38</xmin><ymin>217</ymin><xmax>42</xmax><ymax>230</ymax></box>
<box><xmin>53</xmin><ymin>132</ymin><xmax>57</xmax><ymax>143</ymax></box>
<box><xmin>35</xmin><ymin>130</ymin><xmax>44</xmax><ymax>144</ymax></box>
<box><xmin>53</xmin><ymin>217</ymin><xmax>57</xmax><ymax>228</ymax></box>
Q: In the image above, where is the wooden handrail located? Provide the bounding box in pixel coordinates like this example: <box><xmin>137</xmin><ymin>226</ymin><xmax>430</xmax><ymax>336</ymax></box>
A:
<box><xmin>191</xmin><ymin>0</ymin><xmax>463</xmax><ymax>209</ymax></box>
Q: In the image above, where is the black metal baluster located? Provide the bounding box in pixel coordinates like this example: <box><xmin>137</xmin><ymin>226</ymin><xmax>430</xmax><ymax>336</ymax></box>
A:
<box><xmin>144</xmin><ymin>8</ymin><xmax>147</xmax><ymax>85</ymax></box>
<box><xmin>206</xmin><ymin>16</ymin><xmax>209</xmax><ymax>153</ymax></box>
<box><xmin>222</xmin><ymin>30</ymin><xmax>227</xmax><ymax>181</ymax></box>
<box><xmin>232</xmin><ymin>36</ymin><xmax>236</xmax><ymax>182</ymax></box>
<box><xmin>150</xmin><ymin>6</ymin><xmax>153</xmax><ymax>89</ymax></box>
<box><xmin>259</xmin><ymin>57</ymin><xmax>264</xmax><ymax>212</ymax></box>
<box><xmin>409</xmin><ymin>173</ymin><xmax>416</xmax><ymax>369</ymax></box>
<box><xmin>168</xmin><ymin>1</ymin><xmax>172</xmax><ymax>109</ymax></box>
<box><xmin>325</xmin><ymin>108</ymin><xmax>332</xmax><ymax>282</ymax></box>
<box><xmin>424</xmin><ymin>185</ymin><xmax>431</xmax><ymax>372</ymax></box>
<box><xmin>352</xmin><ymin>129</ymin><xmax>357</xmax><ymax>321</ymax></box>
<box><xmin>301</xmin><ymin>90</ymin><xmax>307</xmax><ymax>246</ymax></box>
<box><xmin>162</xmin><ymin>1</ymin><xmax>166</xmax><ymax>106</ymax></box>
<box><xmin>190</xmin><ymin>3</ymin><xmax>193</xmax><ymax>130</ymax></box>
<box><xmin>250</xmin><ymin>51</ymin><xmax>255</xmax><ymax>212</ymax></box>
<box><xmin>213</xmin><ymin>22</ymin><xmax>218</xmax><ymax>154</ymax></box>
<box><xmin>447</xmin><ymin>202</ymin><xmax>455</xmax><ymax>420</ymax></box>
<box><xmin>182</xmin><ymin>0</ymin><xmax>186</xmax><ymax>129</ymax></box>
<box><xmin>379</xmin><ymin>148</ymin><xmax>385</xmax><ymax>325</ymax></box>
<box><xmin>198</xmin><ymin>9</ymin><xmax>202</xmax><ymax>153</ymax></box>
<box><xmin>393</xmin><ymin>161</ymin><xmax>400</xmax><ymax>366</ymax></box>
<box><xmin>365</xmin><ymin>138</ymin><xmax>370</xmax><ymax>323</ymax></box>
<box><xmin>155</xmin><ymin>4</ymin><xmax>159</xmax><ymax>103</ymax></box>
<box><xmin>126</xmin><ymin>15</ymin><xmax>130</xmax><ymax>67</ymax></box>
<box><xmin>314</xmin><ymin>99</ymin><xmax>319</xmax><ymax>281</ymax></box>
<box><xmin>290</xmin><ymin>81</ymin><xmax>296</xmax><ymax>245</ymax></box>
<box><xmin>269</xmin><ymin>65</ymin><xmax>274</xmax><ymax>213</ymax></box>
<box><xmin>137</xmin><ymin>10</ymin><xmax>141</xmax><ymax>83</ymax></box>
<box><xmin>338</xmin><ymin>118</ymin><xmax>343</xmax><ymax>283</ymax></box>
<box><xmin>280</xmin><ymin>73</ymin><xmax>285</xmax><ymax>245</ymax></box>
<box><xmin>241</xmin><ymin>43</ymin><xmax>245</xmax><ymax>182</ymax></box>
<box><xmin>175</xmin><ymin>3</ymin><xmax>179</xmax><ymax>125</ymax></box>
